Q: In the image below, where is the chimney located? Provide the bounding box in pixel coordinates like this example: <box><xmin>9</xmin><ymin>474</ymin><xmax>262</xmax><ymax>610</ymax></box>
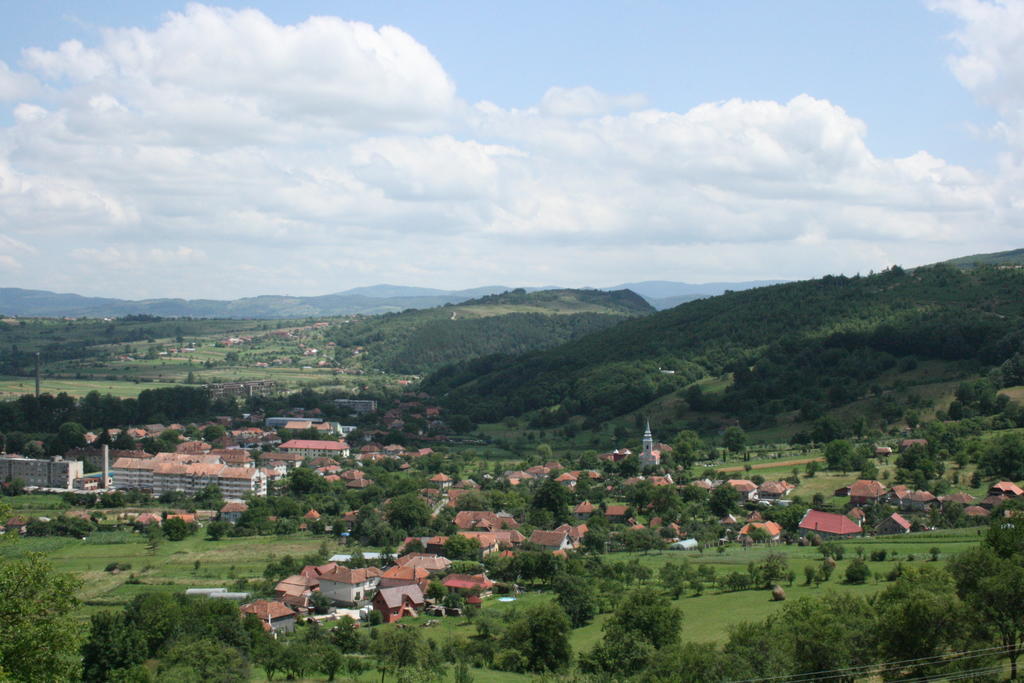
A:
<box><xmin>35</xmin><ymin>352</ymin><xmax>40</xmax><ymax>398</ymax></box>
<box><xmin>103</xmin><ymin>445</ymin><xmax>110</xmax><ymax>489</ymax></box>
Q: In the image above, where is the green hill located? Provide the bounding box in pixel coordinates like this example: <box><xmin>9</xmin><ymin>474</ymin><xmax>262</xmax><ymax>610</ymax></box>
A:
<box><xmin>942</xmin><ymin>247</ymin><xmax>1024</xmax><ymax>270</ymax></box>
<box><xmin>330</xmin><ymin>288</ymin><xmax>653</xmax><ymax>375</ymax></box>
<box><xmin>423</xmin><ymin>264</ymin><xmax>1024</xmax><ymax>429</ymax></box>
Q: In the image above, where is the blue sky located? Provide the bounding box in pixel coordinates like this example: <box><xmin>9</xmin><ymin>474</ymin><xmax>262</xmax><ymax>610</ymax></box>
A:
<box><xmin>0</xmin><ymin>1</ymin><xmax>1022</xmax><ymax>298</ymax></box>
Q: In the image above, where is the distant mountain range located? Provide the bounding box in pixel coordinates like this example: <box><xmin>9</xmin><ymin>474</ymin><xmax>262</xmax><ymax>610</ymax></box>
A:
<box><xmin>0</xmin><ymin>280</ymin><xmax>781</xmax><ymax>318</ymax></box>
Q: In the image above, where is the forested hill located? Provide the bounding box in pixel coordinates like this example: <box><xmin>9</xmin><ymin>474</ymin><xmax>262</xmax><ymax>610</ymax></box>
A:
<box><xmin>423</xmin><ymin>264</ymin><xmax>1024</xmax><ymax>425</ymax></box>
<box><xmin>331</xmin><ymin>288</ymin><xmax>654</xmax><ymax>375</ymax></box>
<box><xmin>942</xmin><ymin>247</ymin><xmax>1024</xmax><ymax>270</ymax></box>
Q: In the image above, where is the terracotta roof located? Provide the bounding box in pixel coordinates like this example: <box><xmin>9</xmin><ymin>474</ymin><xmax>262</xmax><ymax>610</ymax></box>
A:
<box><xmin>964</xmin><ymin>505</ymin><xmax>990</xmax><ymax>517</ymax></box>
<box><xmin>221</xmin><ymin>502</ymin><xmax>248</xmax><ymax>513</ymax></box>
<box><xmin>605</xmin><ymin>505</ymin><xmax>630</xmax><ymax>517</ymax></box>
<box><xmin>885</xmin><ymin>513</ymin><xmax>911</xmax><ymax>531</ymax></box>
<box><xmin>529</xmin><ymin>529</ymin><xmax>569</xmax><ymax>548</ymax></box>
<box><xmin>757</xmin><ymin>481</ymin><xmax>789</xmax><ymax>495</ymax></box>
<box><xmin>799</xmin><ymin>509</ymin><xmax>861</xmax><ymax>536</ymax></box>
<box><xmin>241</xmin><ymin>599</ymin><xmax>295</xmax><ymax>621</ymax></box>
<box><xmin>726</xmin><ymin>479</ymin><xmax>758</xmax><ymax>492</ymax></box>
<box><xmin>574</xmin><ymin>501</ymin><xmax>595</xmax><ymax>514</ymax></box>
<box><xmin>442</xmin><ymin>573</ymin><xmax>494</xmax><ymax>591</ymax></box>
<box><xmin>319</xmin><ymin>566</ymin><xmax>382</xmax><ymax>585</ymax></box>
<box><xmin>991</xmin><ymin>481</ymin><xmax>1024</xmax><ymax>496</ymax></box>
<box><xmin>940</xmin><ymin>492</ymin><xmax>975</xmax><ymax>504</ymax></box>
<box><xmin>739</xmin><ymin>521</ymin><xmax>782</xmax><ymax>538</ymax></box>
<box><xmin>395</xmin><ymin>553</ymin><xmax>451</xmax><ymax>571</ymax></box>
<box><xmin>375</xmin><ymin>584</ymin><xmax>424</xmax><ymax>609</ymax></box>
<box><xmin>381</xmin><ymin>566</ymin><xmax>430</xmax><ymax>582</ymax></box>
<box><xmin>453</xmin><ymin>510</ymin><xmax>519</xmax><ymax>530</ymax></box>
<box><xmin>849</xmin><ymin>480</ymin><xmax>887</xmax><ymax>499</ymax></box>
<box><xmin>279</xmin><ymin>439</ymin><xmax>348</xmax><ymax>451</ymax></box>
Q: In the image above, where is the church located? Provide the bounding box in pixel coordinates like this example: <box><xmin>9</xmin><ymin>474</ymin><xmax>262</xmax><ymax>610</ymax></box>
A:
<box><xmin>639</xmin><ymin>421</ymin><xmax>661</xmax><ymax>469</ymax></box>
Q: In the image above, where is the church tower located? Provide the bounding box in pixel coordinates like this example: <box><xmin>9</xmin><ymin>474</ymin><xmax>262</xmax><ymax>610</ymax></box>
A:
<box><xmin>640</xmin><ymin>420</ymin><xmax>659</xmax><ymax>469</ymax></box>
<box><xmin>642</xmin><ymin>420</ymin><xmax>653</xmax><ymax>459</ymax></box>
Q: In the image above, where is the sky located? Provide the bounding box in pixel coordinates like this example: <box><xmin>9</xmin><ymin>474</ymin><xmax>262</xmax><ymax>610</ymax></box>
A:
<box><xmin>0</xmin><ymin>0</ymin><xmax>1023</xmax><ymax>299</ymax></box>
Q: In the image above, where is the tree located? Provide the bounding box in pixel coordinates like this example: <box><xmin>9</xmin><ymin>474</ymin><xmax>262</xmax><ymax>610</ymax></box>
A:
<box><xmin>722</xmin><ymin>427</ymin><xmax>746</xmax><ymax>458</ymax></box>
<box><xmin>671</xmin><ymin>429</ymin><xmax>704</xmax><ymax>469</ymax></box>
<box><xmin>202</xmin><ymin>424</ymin><xmax>227</xmax><ymax>443</ymax></box>
<box><xmin>206</xmin><ymin>520</ymin><xmax>230</xmax><ymax>541</ymax></box>
<box><xmin>81</xmin><ymin>611</ymin><xmax>148</xmax><ymax>682</ymax></box>
<box><xmin>874</xmin><ymin>568</ymin><xmax>966</xmax><ymax>676</ymax></box>
<box><xmin>163</xmin><ymin>516</ymin><xmax>191</xmax><ymax>542</ymax></box>
<box><xmin>824</xmin><ymin>440</ymin><xmax>855</xmax><ymax>471</ymax></box>
<box><xmin>158</xmin><ymin>637</ymin><xmax>250</xmax><ymax>682</ymax></box>
<box><xmin>604</xmin><ymin>585</ymin><xmax>682</xmax><ymax>650</ymax></box>
<box><xmin>844</xmin><ymin>558</ymin><xmax>870</xmax><ymax>584</ymax></box>
<box><xmin>499</xmin><ymin>602</ymin><xmax>572</xmax><ymax>673</ymax></box>
<box><xmin>709</xmin><ymin>485</ymin><xmax>741</xmax><ymax>516</ymax></box>
<box><xmin>532</xmin><ymin>478</ymin><xmax>571</xmax><ymax>525</ymax></box>
<box><xmin>370</xmin><ymin>627</ymin><xmax>441</xmax><ymax>680</ymax></box>
<box><xmin>0</xmin><ymin>553</ymin><xmax>84</xmax><ymax>681</ymax></box>
<box><xmin>444</xmin><ymin>534</ymin><xmax>482</xmax><ymax>561</ymax></box>
<box><xmin>553</xmin><ymin>573</ymin><xmax>596</xmax><ymax>627</ymax></box>
<box><xmin>384</xmin><ymin>493</ymin><xmax>432</xmax><ymax>534</ymax></box>
<box><xmin>949</xmin><ymin>546</ymin><xmax>1024</xmax><ymax>680</ymax></box>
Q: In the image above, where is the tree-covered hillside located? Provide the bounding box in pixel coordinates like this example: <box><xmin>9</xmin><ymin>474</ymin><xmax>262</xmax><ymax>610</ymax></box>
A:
<box><xmin>331</xmin><ymin>288</ymin><xmax>653</xmax><ymax>374</ymax></box>
<box><xmin>423</xmin><ymin>265</ymin><xmax>1024</xmax><ymax>426</ymax></box>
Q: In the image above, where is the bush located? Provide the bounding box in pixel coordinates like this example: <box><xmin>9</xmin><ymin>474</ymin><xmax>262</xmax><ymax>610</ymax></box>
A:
<box><xmin>845</xmin><ymin>558</ymin><xmax>870</xmax><ymax>584</ymax></box>
<box><xmin>870</xmin><ymin>549</ymin><xmax>888</xmax><ymax>562</ymax></box>
<box><xmin>104</xmin><ymin>562</ymin><xmax>132</xmax><ymax>572</ymax></box>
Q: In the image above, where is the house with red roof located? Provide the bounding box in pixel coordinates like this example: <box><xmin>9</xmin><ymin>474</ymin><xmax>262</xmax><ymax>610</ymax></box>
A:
<box><xmin>756</xmin><ymin>481</ymin><xmax>793</xmax><ymax>502</ymax></box>
<box><xmin>604</xmin><ymin>504</ymin><xmax>631</xmax><ymax>522</ymax></box>
<box><xmin>317</xmin><ymin>566</ymin><xmax>382</xmax><ymax>606</ymax></box>
<box><xmin>394</xmin><ymin>553</ymin><xmax>451</xmax><ymax>574</ymax></box>
<box><xmin>429</xmin><ymin>472</ymin><xmax>452</xmax><ymax>490</ymax></box>
<box><xmin>279</xmin><ymin>439</ymin><xmax>350</xmax><ymax>459</ymax></box>
<box><xmin>372</xmin><ymin>585</ymin><xmax>425</xmax><ymax>624</ymax></box>
<box><xmin>846</xmin><ymin>480</ymin><xmax>888</xmax><ymax>506</ymax></box>
<box><xmin>530</xmin><ymin>529</ymin><xmax>573</xmax><ymax>552</ymax></box>
<box><xmin>798</xmin><ymin>509</ymin><xmax>862</xmax><ymax>539</ymax></box>
<box><xmin>738</xmin><ymin>521</ymin><xmax>783</xmax><ymax>542</ymax></box>
<box><xmin>573</xmin><ymin>501</ymin><xmax>595</xmax><ymax>520</ymax></box>
<box><xmin>453</xmin><ymin>510</ymin><xmax>519</xmax><ymax>531</ymax></box>
<box><xmin>875</xmin><ymin>512</ymin><xmax>912</xmax><ymax>535</ymax></box>
<box><xmin>240</xmin><ymin>599</ymin><xmax>296</xmax><ymax>633</ymax></box>
<box><xmin>989</xmin><ymin>481</ymin><xmax>1024</xmax><ymax>497</ymax></box>
<box><xmin>725</xmin><ymin>479</ymin><xmax>758</xmax><ymax>501</ymax></box>
<box><xmin>219</xmin><ymin>501</ymin><xmax>248</xmax><ymax>524</ymax></box>
<box><xmin>442</xmin><ymin>573</ymin><xmax>494</xmax><ymax>595</ymax></box>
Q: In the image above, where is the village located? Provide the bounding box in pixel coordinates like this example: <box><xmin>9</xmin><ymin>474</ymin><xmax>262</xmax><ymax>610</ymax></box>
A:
<box><xmin>3</xmin><ymin>403</ymin><xmax>1015</xmax><ymax>644</ymax></box>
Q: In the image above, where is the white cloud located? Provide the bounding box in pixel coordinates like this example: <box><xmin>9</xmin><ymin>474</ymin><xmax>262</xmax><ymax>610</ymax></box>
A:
<box><xmin>0</xmin><ymin>4</ymin><xmax>1019</xmax><ymax>298</ymax></box>
<box><xmin>0</xmin><ymin>60</ymin><xmax>42</xmax><ymax>101</ymax></box>
<box><xmin>539</xmin><ymin>86</ymin><xmax>647</xmax><ymax>117</ymax></box>
<box><xmin>930</xmin><ymin>0</ymin><xmax>1024</xmax><ymax>146</ymax></box>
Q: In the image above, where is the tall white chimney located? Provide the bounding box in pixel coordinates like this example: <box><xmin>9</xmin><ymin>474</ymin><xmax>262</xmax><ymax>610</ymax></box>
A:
<box><xmin>102</xmin><ymin>444</ymin><xmax>110</xmax><ymax>489</ymax></box>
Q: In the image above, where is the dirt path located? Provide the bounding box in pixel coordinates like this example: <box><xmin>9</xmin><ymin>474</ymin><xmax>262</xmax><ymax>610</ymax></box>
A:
<box><xmin>716</xmin><ymin>456</ymin><xmax>823</xmax><ymax>473</ymax></box>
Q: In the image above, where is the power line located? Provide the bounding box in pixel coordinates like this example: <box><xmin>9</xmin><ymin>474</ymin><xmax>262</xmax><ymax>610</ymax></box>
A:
<box><xmin>732</xmin><ymin>643</ymin><xmax>1015</xmax><ymax>683</ymax></box>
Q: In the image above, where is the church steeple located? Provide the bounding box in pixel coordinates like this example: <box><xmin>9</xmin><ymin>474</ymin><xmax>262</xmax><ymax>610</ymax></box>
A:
<box><xmin>642</xmin><ymin>420</ymin><xmax>653</xmax><ymax>458</ymax></box>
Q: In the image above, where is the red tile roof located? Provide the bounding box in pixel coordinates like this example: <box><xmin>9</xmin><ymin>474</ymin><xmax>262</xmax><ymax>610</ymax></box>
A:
<box><xmin>848</xmin><ymin>479</ymin><xmax>887</xmax><ymax>499</ymax></box>
<box><xmin>241</xmin><ymin>599</ymin><xmax>295</xmax><ymax>621</ymax></box>
<box><xmin>799</xmin><ymin>509</ymin><xmax>861</xmax><ymax>536</ymax></box>
<box><xmin>280</xmin><ymin>439</ymin><xmax>348</xmax><ymax>451</ymax></box>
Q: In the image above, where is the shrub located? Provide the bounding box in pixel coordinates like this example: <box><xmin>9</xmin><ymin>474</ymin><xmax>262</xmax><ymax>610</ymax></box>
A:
<box><xmin>870</xmin><ymin>549</ymin><xmax>888</xmax><ymax>562</ymax></box>
<box><xmin>845</xmin><ymin>558</ymin><xmax>870</xmax><ymax>584</ymax></box>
